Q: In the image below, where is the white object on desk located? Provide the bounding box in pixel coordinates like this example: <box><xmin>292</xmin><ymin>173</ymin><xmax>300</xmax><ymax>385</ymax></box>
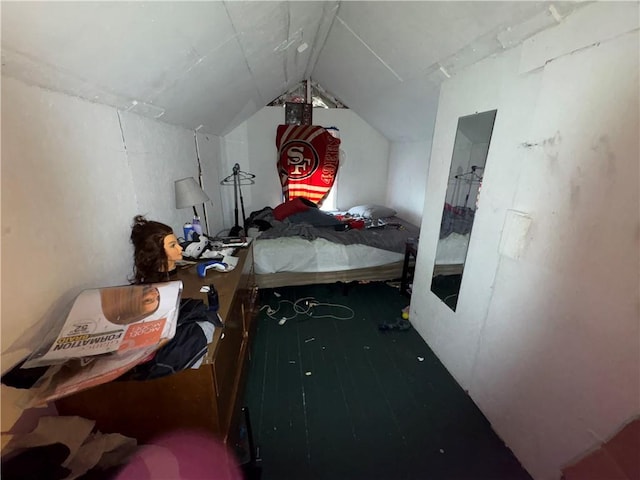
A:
<box><xmin>223</xmin><ymin>255</ymin><xmax>239</xmax><ymax>270</ymax></box>
<box><xmin>201</xmin><ymin>247</ymin><xmax>236</xmax><ymax>259</ymax></box>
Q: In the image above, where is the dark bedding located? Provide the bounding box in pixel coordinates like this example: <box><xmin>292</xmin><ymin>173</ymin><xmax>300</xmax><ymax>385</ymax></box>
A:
<box><xmin>439</xmin><ymin>203</ymin><xmax>474</xmax><ymax>239</ymax></box>
<box><xmin>247</xmin><ymin>208</ymin><xmax>419</xmax><ymax>254</ymax></box>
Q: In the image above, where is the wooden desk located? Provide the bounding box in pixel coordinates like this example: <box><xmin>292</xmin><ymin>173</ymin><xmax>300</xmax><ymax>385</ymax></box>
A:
<box><xmin>56</xmin><ymin>246</ymin><xmax>257</xmax><ymax>444</ymax></box>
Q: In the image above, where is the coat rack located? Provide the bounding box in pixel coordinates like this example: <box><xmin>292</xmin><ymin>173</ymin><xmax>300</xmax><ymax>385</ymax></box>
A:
<box><xmin>450</xmin><ymin>165</ymin><xmax>483</xmax><ymax>209</ymax></box>
<box><xmin>220</xmin><ymin>163</ymin><xmax>256</xmax><ymax>236</ymax></box>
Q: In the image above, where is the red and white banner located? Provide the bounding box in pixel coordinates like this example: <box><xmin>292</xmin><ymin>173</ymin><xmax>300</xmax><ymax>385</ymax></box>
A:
<box><xmin>276</xmin><ymin>125</ymin><xmax>341</xmax><ymax>205</ymax></box>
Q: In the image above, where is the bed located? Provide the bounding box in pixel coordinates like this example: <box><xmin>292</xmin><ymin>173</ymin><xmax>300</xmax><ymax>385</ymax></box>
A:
<box><xmin>246</xmin><ymin>203</ymin><xmax>419</xmax><ymax>289</ymax></box>
<box><xmin>433</xmin><ymin>233</ymin><xmax>468</xmax><ymax>276</ymax></box>
<box><xmin>432</xmin><ymin>203</ymin><xmax>474</xmax><ymax>276</ymax></box>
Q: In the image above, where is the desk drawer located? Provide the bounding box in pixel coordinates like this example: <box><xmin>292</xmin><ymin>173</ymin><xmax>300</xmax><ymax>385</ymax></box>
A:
<box><xmin>213</xmin><ymin>311</ymin><xmax>244</xmax><ymax>433</ymax></box>
<box><xmin>56</xmin><ymin>366</ymin><xmax>220</xmax><ymax>443</ymax></box>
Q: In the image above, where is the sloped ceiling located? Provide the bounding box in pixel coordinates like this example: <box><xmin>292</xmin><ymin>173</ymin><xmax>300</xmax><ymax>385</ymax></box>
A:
<box><xmin>1</xmin><ymin>1</ymin><xmax>582</xmax><ymax>142</ymax></box>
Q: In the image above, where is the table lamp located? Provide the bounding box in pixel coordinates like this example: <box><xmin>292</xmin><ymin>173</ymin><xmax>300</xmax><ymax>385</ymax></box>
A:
<box><xmin>175</xmin><ymin>177</ymin><xmax>210</xmax><ymax>235</ymax></box>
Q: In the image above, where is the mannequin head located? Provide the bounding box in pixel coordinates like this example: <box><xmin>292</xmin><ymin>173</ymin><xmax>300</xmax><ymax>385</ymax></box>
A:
<box><xmin>130</xmin><ymin>215</ymin><xmax>183</xmax><ymax>284</ymax></box>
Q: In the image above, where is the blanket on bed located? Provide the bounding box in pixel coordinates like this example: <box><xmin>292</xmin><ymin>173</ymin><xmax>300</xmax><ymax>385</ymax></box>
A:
<box><xmin>248</xmin><ymin>208</ymin><xmax>418</xmax><ymax>254</ymax></box>
<box><xmin>440</xmin><ymin>203</ymin><xmax>474</xmax><ymax>239</ymax></box>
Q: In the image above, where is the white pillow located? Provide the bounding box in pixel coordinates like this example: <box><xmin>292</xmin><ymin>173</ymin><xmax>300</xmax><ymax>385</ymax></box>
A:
<box><xmin>347</xmin><ymin>204</ymin><xmax>397</xmax><ymax>219</ymax></box>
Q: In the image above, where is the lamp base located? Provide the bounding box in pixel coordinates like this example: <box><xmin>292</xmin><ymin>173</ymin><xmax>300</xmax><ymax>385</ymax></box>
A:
<box><xmin>229</xmin><ymin>225</ymin><xmax>244</xmax><ymax>237</ymax></box>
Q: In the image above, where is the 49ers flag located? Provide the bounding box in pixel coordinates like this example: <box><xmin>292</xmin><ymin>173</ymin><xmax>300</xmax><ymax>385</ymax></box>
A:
<box><xmin>276</xmin><ymin>125</ymin><xmax>340</xmax><ymax>205</ymax></box>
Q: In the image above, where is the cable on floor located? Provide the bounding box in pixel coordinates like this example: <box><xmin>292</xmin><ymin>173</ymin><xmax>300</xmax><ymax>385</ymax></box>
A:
<box><xmin>259</xmin><ymin>297</ymin><xmax>355</xmax><ymax>325</ymax></box>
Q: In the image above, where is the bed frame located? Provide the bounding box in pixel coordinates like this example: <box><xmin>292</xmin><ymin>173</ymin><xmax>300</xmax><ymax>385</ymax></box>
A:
<box><xmin>254</xmin><ymin>262</ymin><xmax>464</xmax><ymax>289</ymax></box>
<box><xmin>433</xmin><ymin>263</ymin><xmax>464</xmax><ymax>276</ymax></box>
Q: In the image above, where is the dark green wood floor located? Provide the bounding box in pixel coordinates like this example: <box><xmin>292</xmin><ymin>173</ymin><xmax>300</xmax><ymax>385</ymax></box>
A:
<box><xmin>243</xmin><ymin>282</ymin><xmax>531</xmax><ymax>480</ymax></box>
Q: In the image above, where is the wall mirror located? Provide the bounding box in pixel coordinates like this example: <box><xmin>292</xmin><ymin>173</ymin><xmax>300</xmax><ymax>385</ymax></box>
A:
<box><xmin>431</xmin><ymin>110</ymin><xmax>497</xmax><ymax>310</ymax></box>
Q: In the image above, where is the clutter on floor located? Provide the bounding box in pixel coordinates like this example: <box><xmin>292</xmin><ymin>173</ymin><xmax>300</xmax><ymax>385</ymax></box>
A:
<box><xmin>378</xmin><ymin>305</ymin><xmax>412</xmax><ymax>331</ymax></box>
<box><xmin>244</xmin><ymin>281</ymin><xmax>531</xmax><ymax>480</ymax></box>
<box><xmin>1</xmin><ymin>415</ymin><xmax>138</xmax><ymax>479</ymax></box>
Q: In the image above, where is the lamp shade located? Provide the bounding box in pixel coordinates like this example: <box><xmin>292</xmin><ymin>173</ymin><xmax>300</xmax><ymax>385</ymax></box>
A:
<box><xmin>175</xmin><ymin>177</ymin><xmax>210</xmax><ymax>209</ymax></box>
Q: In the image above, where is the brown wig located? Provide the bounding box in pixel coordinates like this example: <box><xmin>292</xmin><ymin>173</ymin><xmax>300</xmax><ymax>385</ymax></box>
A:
<box><xmin>130</xmin><ymin>215</ymin><xmax>173</xmax><ymax>284</ymax></box>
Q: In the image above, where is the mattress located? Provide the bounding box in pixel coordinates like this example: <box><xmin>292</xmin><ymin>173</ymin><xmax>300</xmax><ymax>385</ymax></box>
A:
<box><xmin>435</xmin><ymin>232</ymin><xmax>469</xmax><ymax>265</ymax></box>
<box><xmin>253</xmin><ymin>236</ymin><xmax>405</xmax><ymax>275</ymax></box>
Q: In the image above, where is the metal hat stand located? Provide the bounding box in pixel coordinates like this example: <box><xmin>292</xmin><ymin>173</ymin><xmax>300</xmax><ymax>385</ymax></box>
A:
<box><xmin>220</xmin><ymin>163</ymin><xmax>255</xmax><ymax>236</ymax></box>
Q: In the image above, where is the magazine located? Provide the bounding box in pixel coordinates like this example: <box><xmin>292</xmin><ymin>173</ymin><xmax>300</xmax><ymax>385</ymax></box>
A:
<box><xmin>21</xmin><ymin>281</ymin><xmax>183</xmax><ymax>405</ymax></box>
<box><xmin>23</xmin><ymin>281</ymin><xmax>183</xmax><ymax>368</ymax></box>
<box><xmin>27</xmin><ymin>345</ymin><xmax>160</xmax><ymax>406</ymax></box>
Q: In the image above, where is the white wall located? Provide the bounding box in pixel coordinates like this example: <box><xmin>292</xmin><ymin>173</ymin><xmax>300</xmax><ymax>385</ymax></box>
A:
<box><xmin>386</xmin><ymin>140</ymin><xmax>431</xmax><ymax>226</ymax></box>
<box><xmin>410</xmin><ymin>3</ymin><xmax>639</xmax><ymax>479</ymax></box>
<box><xmin>221</xmin><ymin>106</ymin><xmax>391</xmax><ymax>223</ymax></box>
<box><xmin>1</xmin><ymin>77</ymin><xmax>223</xmax><ymax>426</ymax></box>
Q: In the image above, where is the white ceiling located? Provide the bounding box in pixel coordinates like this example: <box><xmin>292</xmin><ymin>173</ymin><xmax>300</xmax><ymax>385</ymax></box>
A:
<box><xmin>1</xmin><ymin>1</ymin><xmax>583</xmax><ymax>142</ymax></box>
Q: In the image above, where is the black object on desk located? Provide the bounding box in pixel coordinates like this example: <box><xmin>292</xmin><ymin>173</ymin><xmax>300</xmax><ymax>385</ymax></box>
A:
<box><xmin>207</xmin><ymin>284</ymin><xmax>219</xmax><ymax>312</ymax></box>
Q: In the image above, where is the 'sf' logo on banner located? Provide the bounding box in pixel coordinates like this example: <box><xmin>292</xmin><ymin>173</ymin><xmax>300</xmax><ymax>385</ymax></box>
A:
<box><xmin>283</xmin><ymin>140</ymin><xmax>319</xmax><ymax>179</ymax></box>
<box><xmin>276</xmin><ymin>124</ymin><xmax>341</xmax><ymax>203</ymax></box>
